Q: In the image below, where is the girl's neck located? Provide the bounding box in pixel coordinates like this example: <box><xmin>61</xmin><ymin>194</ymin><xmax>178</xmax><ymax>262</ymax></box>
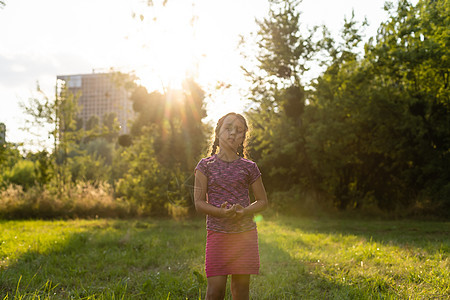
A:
<box><xmin>217</xmin><ymin>149</ymin><xmax>239</xmax><ymax>162</ymax></box>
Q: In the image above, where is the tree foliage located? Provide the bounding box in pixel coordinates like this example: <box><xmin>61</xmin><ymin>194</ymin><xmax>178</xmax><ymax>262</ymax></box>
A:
<box><xmin>114</xmin><ymin>77</ymin><xmax>208</xmax><ymax>214</ymax></box>
<box><xmin>7</xmin><ymin>71</ymin><xmax>208</xmax><ymax>217</ymax></box>
<box><xmin>243</xmin><ymin>0</ymin><xmax>317</xmax><ymax>193</ymax></box>
<box><xmin>245</xmin><ymin>0</ymin><xmax>449</xmax><ymax>216</ymax></box>
<box><xmin>129</xmin><ymin>78</ymin><xmax>207</xmax><ymax>171</ymax></box>
<box><xmin>16</xmin><ymin>78</ymin><xmax>123</xmax><ymax>192</ymax></box>
<box><xmin>3</xmin><ymin>0</ymin><xmax>448</xmax><ymax>218</ymax></box>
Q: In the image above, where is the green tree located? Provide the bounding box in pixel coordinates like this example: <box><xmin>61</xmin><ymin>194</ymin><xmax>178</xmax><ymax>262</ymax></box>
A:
<box><xmin>243</xmin><ymin>0</ymin><xmax>449</xmax><ymax>216</ymax></box>
<box><xmin>366</xmin><ymin>0</ymin><xmax>450</xmax><ymax>210</ymax></box>
<box><xmin>115</xmin><ymin>126</ymin><xmax>168</xmax><ymax>215</ymax></box>
<box><xmin>0</xmin><ymin>143</ymin><xmax>21</xmax><ymax>170</ymax></box>
<box><xmin>26</xmin><ymin>150</ymin><xmax>52</xmax><ymax>186</ymax></box>
<box><xmin>85</xmin><ymin>115</ymin><xmax>100</xmax><ymax>132</ymax></box>
<box><xmin>242</xmin><ymin>0</ymin><xmax>318</xmax><ymax>191</ymax></box>
<box><xmin>129</xmin><ymin>79</ymin><xmax>207</xmax><ymax>171</ymax></box>
<box><xmin>101</xmin><ymin>112</ymin><xmax>120</xmax><ymax>142</ymax></box>
<box><xmin>21</xmin><ymin>81</ymin><xmax>83</xmax><ymax>193</ymax></box>
<box><xmin>118</xmin><ymin>78</ymin><xmax>207</xmax><ymax>214</ymax></box>
<box><xmin>3</xmin><ymin>160</ymin><xmax>37</xmax><ymax>190</ymax></box>
<box><xmin>0</xmin><ymin>143</ymin><xmax>22</xmax><ymax>189</ymax></box>
<box><xmin>307</xmin><ymin>13</ymin><xmax>373</xmax><ymax>210</ymax></box>
<box><xmin>309</xmin><ymin>0</ymin><xmax>449</xmax><ymax>213</ymax></box>
<box><xmin>55</xmin><ymin>84</ymin><xmax>83</xmax><ymax>188</ymax></box>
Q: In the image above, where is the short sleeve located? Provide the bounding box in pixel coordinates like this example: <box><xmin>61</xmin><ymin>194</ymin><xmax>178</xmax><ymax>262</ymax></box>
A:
<box><xmin>195</xmin><ymin>158</ymin><xmax>207</xmax><ymax>176</ymax></box>
<box><xmin>249</xmin><ymin>162</ymin><xmax>261</xmax><ymax>185</ymax></box>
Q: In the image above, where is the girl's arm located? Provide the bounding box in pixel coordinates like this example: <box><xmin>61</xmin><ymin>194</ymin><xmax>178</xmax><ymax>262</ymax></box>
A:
<box><xmin>194</xmin><ymin>170</ymin><xmax>237</xmax><ymax>218</ymax></box>
<box><xmin>236</xmin><ymin>176</ymin><xmax>268</xmax><ymax>217</ymax></box>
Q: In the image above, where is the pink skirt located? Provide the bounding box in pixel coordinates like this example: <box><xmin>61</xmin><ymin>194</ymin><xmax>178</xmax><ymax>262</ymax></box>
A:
<box><xmin>205</xmin><ymin>229</ymin><xmax>260</xmax><ymax>277</ymax></box>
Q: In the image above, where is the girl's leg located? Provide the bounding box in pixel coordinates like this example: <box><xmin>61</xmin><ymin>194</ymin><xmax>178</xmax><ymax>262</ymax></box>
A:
<box><xmin>230</xmin><ymin>274</ymin><xmax>250</xmax><ymax>300</ymax></box>
<box><xmin>206</xmin><ymin>275</ymin><xmax>227</xmax><ymax>300</ymax></box>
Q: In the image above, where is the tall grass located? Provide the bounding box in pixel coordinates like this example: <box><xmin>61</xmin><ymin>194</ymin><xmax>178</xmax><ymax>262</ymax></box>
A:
<box><xmin>0</xmin><ymin>183</ymin><xmax>131</xmax><ymax>219</ymax></box>
<box><xmin>0</xmin><ymin>216</ymin><xmax>448</xmax><ymax>299</ymax></box>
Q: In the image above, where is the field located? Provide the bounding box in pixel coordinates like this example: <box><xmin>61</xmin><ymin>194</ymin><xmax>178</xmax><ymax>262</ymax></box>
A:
<box><xmin>0</xmin><ymin>215</ymin><xmax>449</xmax><ymax>299</ymax></box>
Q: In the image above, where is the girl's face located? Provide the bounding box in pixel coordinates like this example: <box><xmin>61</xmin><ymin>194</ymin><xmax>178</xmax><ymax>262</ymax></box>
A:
<box><xmin>218</xmin><ymin>114</ymin><xmax>246</xmax><ymax>152</ymax></box>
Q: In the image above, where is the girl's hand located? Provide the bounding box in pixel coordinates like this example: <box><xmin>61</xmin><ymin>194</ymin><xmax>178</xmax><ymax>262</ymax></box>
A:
<box><xmin>220</xmin><ymin>202</ymin><xmax>236</xmax><ymax>218</ymax></box>
<box><xmin>234</xmin><ymin>204</ymin><xmax>246</xmax><ymax>218</ymax></box>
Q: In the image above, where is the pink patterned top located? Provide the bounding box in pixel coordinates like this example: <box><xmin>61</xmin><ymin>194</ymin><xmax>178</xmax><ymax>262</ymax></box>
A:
<box><xmin>195</xmin><ymin>154</ymin><xmax>262</xmax><ymax>233</ymax></box>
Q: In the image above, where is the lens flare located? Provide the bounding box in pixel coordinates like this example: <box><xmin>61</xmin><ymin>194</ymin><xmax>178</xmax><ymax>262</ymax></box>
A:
<box><xmin>253</xmin><ymin>214</ymin><xmax>263</xmax><ymax>223</ymax></box>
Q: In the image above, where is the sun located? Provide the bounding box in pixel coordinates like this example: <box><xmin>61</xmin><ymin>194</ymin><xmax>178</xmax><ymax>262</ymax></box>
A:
<box><xmin>125</xmin><ymin>0</ymin><xmax>252</xmax><ymax>122</ymax></box>
<box><xmin>135</xmin><ymin>44</ymin><xmax>197</xmax><ymax>93</ymax></box>
<box><xmin>129</xmin><ymin>1</ymin><xmax>201</xmax><ymax>93</ymax></box>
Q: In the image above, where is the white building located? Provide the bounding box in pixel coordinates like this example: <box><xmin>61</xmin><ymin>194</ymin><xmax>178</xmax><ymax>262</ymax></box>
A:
<box><xmin>56</xmin><ymin>72</ymin><xmax>135</xmax><ymax>135</ymax></box>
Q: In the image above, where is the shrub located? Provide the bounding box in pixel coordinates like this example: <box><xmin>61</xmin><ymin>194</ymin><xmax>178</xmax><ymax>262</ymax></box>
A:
<box><xmin>268</xmin><ymin>186</ymin><xmax>334</xmax><ymax>217</ymax></box>
<box><xmin>0</xmin><ymin>182</ymin><xmax>132</xmax><ymax>219</ymax></box>
<box><xmin>2</xmin><ymin>160</ymin><xmax>37</xmax><ymax>190</ymax></box>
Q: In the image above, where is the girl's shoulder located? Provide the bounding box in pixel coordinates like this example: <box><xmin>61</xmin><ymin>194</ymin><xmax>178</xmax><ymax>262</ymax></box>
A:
<box><xmin>237</xmin><ymin>157</ymin><xmax>259</xmax><ymax>169</ymax></box>
<box><xmin>198</xmin><ymin>155</ymin><xmax>258</xmax><ymax>167</ymax></box>
<box><xmin>199</xmin><ymin>155</ymin><xmax>217</xmax><ymax>164</ymax></box>
<box><xmin>240</xmin><ymin>157</ymin><xmax>256</xmax><ymax>164</ymax></box>
<box><xmin>196</xmin><ymin>155</ymin><xmax>217</xmax><ymax>170</ymax></box>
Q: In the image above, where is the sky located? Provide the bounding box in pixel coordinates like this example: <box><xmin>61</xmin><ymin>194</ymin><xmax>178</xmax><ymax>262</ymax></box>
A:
<box><xmin>0</xmin><ymin>0</ymin><xmax>399</xmax><ymax>151</ymax></box>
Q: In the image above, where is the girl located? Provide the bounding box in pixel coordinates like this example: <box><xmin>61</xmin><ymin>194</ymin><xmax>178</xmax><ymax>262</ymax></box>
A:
<box><xmin>194</xmin><ymin>112</ymin><xmax>268</xmax><ymax>300</ymax></box>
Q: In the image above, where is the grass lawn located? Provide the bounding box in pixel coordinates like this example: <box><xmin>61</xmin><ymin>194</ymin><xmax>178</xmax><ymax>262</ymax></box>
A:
<box><xmin>0</xmin><ymin>215</ymin><xmax>448</xmax><ymax>299</ymax></box>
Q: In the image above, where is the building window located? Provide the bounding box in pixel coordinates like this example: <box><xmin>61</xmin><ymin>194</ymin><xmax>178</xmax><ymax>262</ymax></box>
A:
<box><xmin>67</xmin><ymin>76</ymin><xmax>82</xmax><ymax>88</ymax></box>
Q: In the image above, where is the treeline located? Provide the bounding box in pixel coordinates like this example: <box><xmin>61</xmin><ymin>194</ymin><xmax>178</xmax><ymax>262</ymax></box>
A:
<box><xmin>244</xmin><ymin>0</ymin><xmax>449</xmax><ymax>217</ymax></box>
<box><xmin>0</xmin><ymin>0</ymin><xmax>448</xmax><ymax>218</ymax></box>
<box><xmin>0</xmin><ymin>76</ymin><xmax>209</xmax><ymax>218</ymax></box>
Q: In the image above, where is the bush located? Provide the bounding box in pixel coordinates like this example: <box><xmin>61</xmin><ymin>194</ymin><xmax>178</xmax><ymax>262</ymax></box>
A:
<box><xmin>2</xmin><ymin>160</ymin><xmax>37</xmax><ymax>190</ymax></box>
<box><xmin>0</xmin><ymin>182</ymin><xmax>132</xmax><ymax>219</ymax></box>
<box><xmin>268</xmin><ymin>185</ymin><xmax>334</xmax><ymax>217</ymax></box>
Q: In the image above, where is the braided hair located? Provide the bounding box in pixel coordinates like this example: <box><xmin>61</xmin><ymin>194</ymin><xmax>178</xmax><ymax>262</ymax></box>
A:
<box><xmin>210</xmin><ymin>112</ymin><xmax>248</xmax><ymax>158</ymax></box>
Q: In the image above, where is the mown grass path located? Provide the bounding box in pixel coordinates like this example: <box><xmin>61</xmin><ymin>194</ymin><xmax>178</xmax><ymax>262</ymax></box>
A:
<box><xmin>0</xmin><ymin>216</ymin><xmax>448</xmax><ymax>299</ymax></box>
